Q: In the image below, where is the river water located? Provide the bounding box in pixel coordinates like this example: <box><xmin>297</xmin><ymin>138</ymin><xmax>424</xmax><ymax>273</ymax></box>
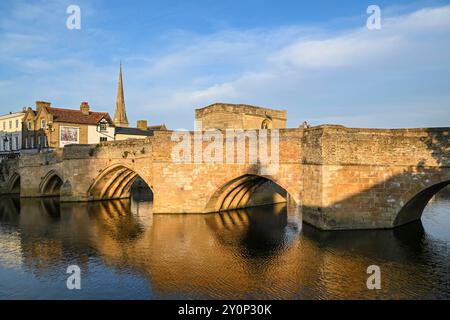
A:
<box><xmin>0</xmin><ymin>189</ymin><xmax>449</xmax><ymax>300</ymax></box>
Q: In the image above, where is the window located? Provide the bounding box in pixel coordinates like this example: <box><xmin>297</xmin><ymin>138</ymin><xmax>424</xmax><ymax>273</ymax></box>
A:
<box><xmin>2</xmin><ymin>122</ymin><xmax>4</xmax><ymax>130</ymax></box>
<box><xmin>39</xmin><ymin>135</ymin><xmax>48</xmax><ymax>147</ymax></box>
<box><xmin>9</xmin><ymin>121</ymin><xmax>12</xmax><ymax>129</ymax></box>
<box><xmin>41</xmin><ymin>119</ymin><xmax>46</xmax><ymax>129</ymax></box>
<box><xmin>25</xmin><ymin>137</ymin><xmax>28</xmax><ymax>149</ymax></box>
<box><xmin>99</xmin><ymin>122</ymin><xmax>107</xmax><ymax>132</ymax></box>
<box><xmin>15</xmin><ymin>119</ymin><xmax>19</xmax><ymax>128</ymax></box>
<box><xmin>27</xmin><ymin>121</ymin><xmax>32</xmax><ymax>130</ymax></box>
<box><xmin>100</xmin><ymin>137</ymin><xmax>107</xmax><ymax>142</ymax></box>
<box><xmin>14</xmin><ymin>136</ymin><xmax>18</xmax><ymax>150</ymax></box>
<box><xmin>30</xmin><ymin>138</ymin><xmax>34</xmax><ymax>148</ymax></box>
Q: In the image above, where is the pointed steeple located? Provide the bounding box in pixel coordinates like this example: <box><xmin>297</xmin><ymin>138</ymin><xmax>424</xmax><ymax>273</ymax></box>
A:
<box><xmin>114</xmin><ymin>62</ymin><xmax>129</xmax><ymax>127</ymax></box>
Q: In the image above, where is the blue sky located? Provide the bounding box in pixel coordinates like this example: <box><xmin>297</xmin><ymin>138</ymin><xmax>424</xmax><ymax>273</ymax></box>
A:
<box><xmin>0</xmin><ymin>0</ymin><xmax>449</xmax><ymax>129</ymax></box>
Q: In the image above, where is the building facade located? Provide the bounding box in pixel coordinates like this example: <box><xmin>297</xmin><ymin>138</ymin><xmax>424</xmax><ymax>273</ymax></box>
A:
<box><xmin>22</xmin><ymin>101</ymin><xmax>115</xmax><ymax>150</ymax></box>
<box><xmin>0</xmin><ymin>111</ymin><xmax>25</xmax><ymax>154</ymax></box>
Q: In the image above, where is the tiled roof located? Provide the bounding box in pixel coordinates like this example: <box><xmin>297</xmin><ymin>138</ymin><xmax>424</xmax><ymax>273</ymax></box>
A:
<box><xmin>115</xmin><ymin>127</ymin><xmax>154</xmax><ymax>136</ymax></box>
<box><xmin>47</xmin><ymin>107</ymin><xmax>114</xmax><ymax>126</ymax></box>
<box><xmin>148</xmin><ymin>124</ymin><xmax>167</xmax><ymax>130</ymax></box>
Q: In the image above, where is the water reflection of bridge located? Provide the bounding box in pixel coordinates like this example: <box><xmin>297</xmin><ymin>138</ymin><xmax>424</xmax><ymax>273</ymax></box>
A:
<box><xmin>0</xmin><ymin>194</ymin><xmax>449</xmax><ymax>299</ymax></box>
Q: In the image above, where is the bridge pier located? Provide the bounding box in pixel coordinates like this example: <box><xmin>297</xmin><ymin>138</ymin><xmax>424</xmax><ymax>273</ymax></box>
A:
<box><xmin>301</xmin><ymin>164</ymin><xmax>450</xmax><ymax>230</ymax></box>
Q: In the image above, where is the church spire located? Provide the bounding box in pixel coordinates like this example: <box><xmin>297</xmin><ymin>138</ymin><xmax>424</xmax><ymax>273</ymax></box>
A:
<box><xmin>114</xmin><ymin>62</ymin><xmax>129</xmax><ymax>127</ymax></box>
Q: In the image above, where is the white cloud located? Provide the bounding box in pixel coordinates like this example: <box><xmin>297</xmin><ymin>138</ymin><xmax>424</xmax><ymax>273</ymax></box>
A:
<box><xmin>147</xmin><ymin>5</ymin><xmax>450</xmax><ymax>128</ymax></box>
<box><xmin>272</xmin><ymin>33</ymin><xmax>401</xmax><ymax>68</ymax></box>
<box><xmin>0</xmin><ymin>3</ymin><xmax>449</xmax><ymax>129</ymax></box>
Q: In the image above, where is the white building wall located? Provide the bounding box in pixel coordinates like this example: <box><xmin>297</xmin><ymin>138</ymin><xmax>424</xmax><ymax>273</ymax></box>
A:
<box><xmin>87</xmin><ymin>125</ymin><xmax>115</xmax><ymax>144</ymax></box>
<box><xmin>0</xmin><ymin>112</ymin><xmax>25</xmax><ymax>152</ymax></box>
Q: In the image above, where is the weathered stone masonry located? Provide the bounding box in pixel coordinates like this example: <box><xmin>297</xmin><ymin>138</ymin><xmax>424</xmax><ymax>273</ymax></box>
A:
<box><xmin>0</xmin><ymin>125</ymin><xmax>448</xmax><ymax>231</ymax></box>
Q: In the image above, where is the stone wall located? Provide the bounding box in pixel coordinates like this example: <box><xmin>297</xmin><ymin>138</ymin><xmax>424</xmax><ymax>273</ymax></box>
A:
<box><xmin>148</xmin><ymin>129</ymin><xmax>303</xmax><ymax>213</ymax></box>
<box><xmin>17</xmin><ymin>149</ymin><xmax>64</xmax><ymax>197</ymax></box>
<box><xmin>301</xmin><ymin>126</ymin><xmax>450</xmax><ymax>230</ymax></box>
<box><xmin>195</xmin><ymin>103</ymin><xmax>287</xmax><ymax>130</ymax></box>
<box><xmin>0</xmin><ymin>124</ymin><xmax>448</xmax><ymax>231</ymax></box>
<box><xmin>0</xmin><ymin>158</ymin><xmax>19</xmax><ymax>193</ymax></box>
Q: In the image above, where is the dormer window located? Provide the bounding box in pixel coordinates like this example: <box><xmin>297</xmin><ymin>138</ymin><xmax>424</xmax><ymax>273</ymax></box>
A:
<box><xmin>99</xmin><ymin>120</ymin><xmax>108</xmax><ymax>132</ymax></box>
<box><xmin>41</xmin><ymin>119</ymin><xmax>46</xmax><ymax>129</ymax></box>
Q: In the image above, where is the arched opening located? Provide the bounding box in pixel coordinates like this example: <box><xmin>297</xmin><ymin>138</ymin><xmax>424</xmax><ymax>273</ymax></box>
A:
<box><xmin>261</xmin><ymin>118</ymin><xmax>273</xmax><ymax>129</ymax></box>
<box><xmin>395</xmin><ymin>180</ymin><xmax>450</xmax><ymax>227</ymax></box>
<box><xmin>130</xmin><ymin>176</ymin><xmax>153</xmax><ymax>201</ymax></box>
<box><xmin>8</xmin><ymin>173</ymin><xmax>20</xmax><ymax>194</ymax></box>
<box><xmin>40</xmin><ymin>172</ymin><xmax>63</xmax><ymax>197</ymax></box>
<box><xmin>89</xmin><ymin>165</ymin><xmax>153</xmax><ymax>201</ymax></box>
<box><xmin>206</xmin><ymin>174</ymin><xmax>292</xmax><ymax>213</ymax></box>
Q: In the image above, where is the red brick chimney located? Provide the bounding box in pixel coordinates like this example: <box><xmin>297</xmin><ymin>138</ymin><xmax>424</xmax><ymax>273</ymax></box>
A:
<box><xmin>80</xmin><ymin>102</ymin><xmax>90</xmax><ymax>115</ymax></box>
<box><xmin>36</xmin><ymin>101</ymin><xmax>51</xmax><ymax>112</ymax></box>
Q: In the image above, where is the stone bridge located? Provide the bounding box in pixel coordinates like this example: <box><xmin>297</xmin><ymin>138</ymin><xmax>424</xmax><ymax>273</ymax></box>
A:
<box><xmin>0</xmin><ymin>125</ymin><xmax>448</xmax><ymax>230</ymax></box>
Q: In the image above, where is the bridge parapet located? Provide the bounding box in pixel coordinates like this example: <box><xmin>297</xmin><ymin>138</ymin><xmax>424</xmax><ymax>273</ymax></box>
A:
<box><xmin>147</xmin><ymin>128</ymin><xmax>305</xmax><ymax>164</ymax></box>
<box><xmin>19</xmin><ymin>149</ymin><xmax>64</xmax><ymax>167</ymax></box>
<box><xmin>319</xmin><ymin>126</ymin><xmax>449</xmax><ymax>167</ymax></box>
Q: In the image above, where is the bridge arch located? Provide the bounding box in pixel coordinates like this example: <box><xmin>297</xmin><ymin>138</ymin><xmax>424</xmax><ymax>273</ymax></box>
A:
<box><xmin>205</xmin><ymin>174</ymin><xmax>295</xmax><ymax>213</ymax></box>
<box><xmin>40</xmin><ymin>170</ymin><xmax>64</xmax><ymax>197</ymax></box>
<box><xmin>7</xmin><ymin>172</ymin><xmax>20</xmax><ymax>194</ymax></box>
<box><xmin>394</xmin><ymin>179</ymin><xmax>450</xmax><ymax>227</ymax></box>
<box><xmin>88</xmin><ymin>164</ymin><xmax>153</xmax><ymax>201</ymax></box>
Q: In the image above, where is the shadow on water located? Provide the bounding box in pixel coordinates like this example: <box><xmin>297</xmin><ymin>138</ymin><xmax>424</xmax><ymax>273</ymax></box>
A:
<box><xmin>0</xmin><ymin>195</ymin><xmax>21</xmax><ymax>225</ymax></box>
<box><xmin>84</xmin><ymin>200</ymin><xmax>147</xmax><ymax>242</ymax></box>
<box><xmin>205</xmin><ymin>202</ymin><xmax>435</xmax><ymax>264</ymax></box>
<box><xmin>205</xmin><ymin>203</ymin><xmax>299</xmax><ymax>258</ymax></box>
<box><xmin>40</xmin><ymin>197</ymin><xmax>61</xmax><ymax>221</ymax></box>
<box><xmin>301</xmin><ymin>220</ymin><xmax>427</xmax><ymax>263</ymax></box>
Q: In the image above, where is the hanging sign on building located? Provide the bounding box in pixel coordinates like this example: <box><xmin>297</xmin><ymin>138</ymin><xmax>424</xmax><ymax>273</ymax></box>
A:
<box><xmin>60</xmin><ymin>126</ymin><xmax>79</xmax><ymax>147</ymax></box>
